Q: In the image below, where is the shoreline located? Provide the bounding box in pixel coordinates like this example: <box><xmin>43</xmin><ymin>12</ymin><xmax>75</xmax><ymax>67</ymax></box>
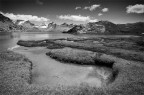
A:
<box><xmin>13</xmin><ymin>46</ymin><xmax>110</xmax><ymax>87</ymax></box>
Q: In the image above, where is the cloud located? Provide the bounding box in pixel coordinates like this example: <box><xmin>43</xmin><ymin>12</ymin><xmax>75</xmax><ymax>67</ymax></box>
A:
<box><xmin>84</xmin><ymin>4</ymin><xmax>100</xmax><ymax>11</ymax></box>
<box><xmin>98</xmin><ymin>13</ymin><xmax>103</xmax><ymax>16</ymax></box>
<box><xmin>1</xmin><ymin>12</ymin><xmax>49</xmax><ymax>22</ymax></box>
<box><xmin>102</xmin><ymin>8</ymin><xmax>109</xmax><ymax>12</ymax></box>
<box><xmin>89</xmin><ymin>19</ymin><xmax>98</xmax><ymax>22</ymax></box>
<box><xmin>126</xmin><ymin>4</ymin><xmax>144</xmax><ymax>13</ymax></box>
<box><xmin>58</xmin><ymin>15</ymin><xmax>98</xmax><ymax>22</ymax></box>
<box><xmin>75</xmin><ymin>7</ymin><xmax>81</xmax><ymax>10</ymax></box>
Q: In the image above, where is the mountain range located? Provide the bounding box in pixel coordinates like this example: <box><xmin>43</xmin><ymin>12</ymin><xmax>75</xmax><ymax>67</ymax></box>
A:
<box><xmin>0</xmin><ymin>13</ymin><xmax>144</xmax><ymax>35</ymax></box>
<box><xmin>64</xmin><ymin>21</ymin><xmax>144</xmax><ymax>35</ymax></box>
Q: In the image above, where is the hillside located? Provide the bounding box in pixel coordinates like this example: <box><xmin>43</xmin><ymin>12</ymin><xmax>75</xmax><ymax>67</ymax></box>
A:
<box><xmin>117</xmin><ymin>22</ymin><xmax>144</xmax><ymax>35</ymax></box>
<box><xmin>64</xmin><ymin>21</ymin><xmax>144</xmax><ymax>35</ymax></box>
<box><xmin>47</xmin><ymin>22</ymin><xmax>74</xmax><ymax>32</ymax></box>
<box><xmin>0</xmin><ymin>13</ymin><xmax>16</xmax><ymax>32</ymax></box>
<box><xmin>0</xmin><ymin>13</ymin><xmax>28</xmax><ymax>32</ymax></box>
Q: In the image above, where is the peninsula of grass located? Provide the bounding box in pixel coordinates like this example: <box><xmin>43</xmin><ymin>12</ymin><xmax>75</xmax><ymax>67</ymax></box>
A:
<box><xmin>46</xmin><ymin>47</ymin><xmax>114</xmax><ymax>68</ymax></box>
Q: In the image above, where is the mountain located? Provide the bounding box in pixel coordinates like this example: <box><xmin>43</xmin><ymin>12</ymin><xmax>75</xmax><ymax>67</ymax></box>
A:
<box><xmin>47</xmin><ymin>22</ymin><xmax>57</xmax><ymax>30</ymax></box>
<box><xmin>47</xmin><ymin>22</ymin><xmax>74</xmax><ymax>32</ymax></box>
<box><xmin>0</xmin><ymin>13</ymin><xmax>16</xmax><ymax>32</ymax></box>
<box><xmin>15</xmin><ymin>20</ymin><xmax>25</xmax><ymax>25</ymax></box>
<box><xmin>0</xmin><ymin>13</ymin><xmax>29</xmax><ymax>32</ymax></box>
<box><xmin>64</xmin><ymin>21</ymin><xmax>113</xmax><ymax>34</ymax></box>
<box><xmin>1</xmin><ymin>13</ymin><xmax>143</xmax><ymax>34</ymax></box>
<box><xmin>21</xmin><ymin>20</ymin><xmax>35</xmax><ymax>28</ymax></box>
<box><xmin>95</xmin><ymin>21</ymin><xmax>120</xmax><ymax>34</ymax></box>
<box><xmin>64</xmin><ymin>21</ymin><xmax>144</xmax><ymax>35</ymax></box>
<box><xmin>117</xmin><ymin>22</ymin><xmax>144</xmax><ymax>35</ymax></box>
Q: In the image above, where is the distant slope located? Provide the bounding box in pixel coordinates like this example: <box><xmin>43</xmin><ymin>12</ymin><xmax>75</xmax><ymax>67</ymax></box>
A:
<box><xmin>15</xmin><ymin>20</ymin><xmax>42</xmax><ymax>32</ymax></box>
<box><xmin>64</xmin><ymin>21</ymin><xmax>120</xmax><ymax>34</ymax></box>
<box><xmin>117</xmin><ymin>22</ymin><xmax>144</xmax><ymax>35</ymax></box>
<box><xmin>47</xmin><ymin>22</ymin><xmax>74</xmax><ymax>32</ymax></box>
<box><xmin>64</xmin><ymin>20</ymin><xmax>144</xmax><ymax>35</ymax></box>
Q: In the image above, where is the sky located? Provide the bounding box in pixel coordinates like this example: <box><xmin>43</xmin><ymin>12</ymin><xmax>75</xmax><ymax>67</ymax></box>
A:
<box><xmin>0</xmin><ymin>0</ymin><xmax>144</xmax><ymax>24</ymax></box>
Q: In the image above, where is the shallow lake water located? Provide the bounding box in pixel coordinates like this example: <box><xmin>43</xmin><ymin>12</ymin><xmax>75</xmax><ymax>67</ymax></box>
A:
<box><xmin>14</xmin><ymin>47</ymin><xmax>103</xmax><ymax>87</ymax></box>
<box><xmin>0</xmin><ymin>32</ymin><xmax>76</xmax><ymax>51</ymax></box>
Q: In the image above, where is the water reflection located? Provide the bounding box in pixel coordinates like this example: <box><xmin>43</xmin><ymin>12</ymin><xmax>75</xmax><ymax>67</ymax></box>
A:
<box><xmin>0</xmin><ymin>32</ymin><xmax>75</xmax><ymax>51</ymax></box>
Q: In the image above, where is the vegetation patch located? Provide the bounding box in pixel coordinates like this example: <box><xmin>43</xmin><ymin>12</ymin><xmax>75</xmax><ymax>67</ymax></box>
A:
<box><xmin>17</xmin><ymin>36</ymin><xmax>144</xmax><ymax>62</ymax></box>
<box><xmin>46</xmin><ymin>47</ymin><xmax>114</xmax><ymax>68</ymax></box>
<box><xmin>0</xmin><ymin>51</ymin><xmax>32</xmax><ymax>95</ymax></box>
<box><xmin>53</xmin><ymin>38</ymin><xmax>144</xmax><ymax>62</ymax></box>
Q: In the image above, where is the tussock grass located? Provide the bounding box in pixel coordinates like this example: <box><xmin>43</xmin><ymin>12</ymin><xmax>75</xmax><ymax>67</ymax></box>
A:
<box><xmin>0</xmin><ymin>51</ymin><xmax>32</xmax><ymax>95</ymax></box>
<box><xmin>17</xmin><ymin>36</ymin><xmax>144</xmax><ymax>62</ymax></box>
<box><xmin>46</xmin><ymin>47</ymin><xmax>114</xmax><ymax>68</ymax></box>
<box><xmin>53</xmin><ymin>39</ymin><xmax>144</xmax><ymax>62</ymax></box>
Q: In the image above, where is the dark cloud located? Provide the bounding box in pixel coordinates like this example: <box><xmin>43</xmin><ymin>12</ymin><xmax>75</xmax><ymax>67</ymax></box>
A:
<box><xmin>36</xmin><ymin>0</ymin><xmax>44</xmax><ymax>5</ymax></box>
<box><xmin>0</xmin><ymin>0</ymin><xmax>144</xmax><ymax>24</ymax></box>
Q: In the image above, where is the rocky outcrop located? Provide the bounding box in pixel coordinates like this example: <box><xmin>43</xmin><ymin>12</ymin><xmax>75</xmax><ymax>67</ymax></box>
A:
<box><xmin>0</xmin><ymin>13</ymin><xmax>16</xmax><ymax>32</ymax></box>
<box><xmin>47</xmin><ymin>22</ymin><xmax>74</xmax><ymax>32</ymax></box>
<box><xmin>47</xmin><ymin>22</ymin><xmax>57</xmax><ymax>30</ymax></box>
<box><xmin>65</xmin><ymin>21</ymin><xmax>108</xmax><ymax>34</ymax></box>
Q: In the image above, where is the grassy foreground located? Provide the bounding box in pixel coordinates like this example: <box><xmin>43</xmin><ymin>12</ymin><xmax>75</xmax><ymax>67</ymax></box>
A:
<box><xmin>0</xmin><ymin>51</ymin><xmax>105</xmax><ymax>95</ymax></box>
<box><xmin>1</xmin><ymin>47</ymin><xmax>144</xmax><ymax>94</ymax></box>
<box><xmin>0</xmin><ymin>51</ymin><xmax>32</xmax><ymax>95</ymax></box>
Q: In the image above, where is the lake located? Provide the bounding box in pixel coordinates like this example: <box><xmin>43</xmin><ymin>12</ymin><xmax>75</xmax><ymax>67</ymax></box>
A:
<box><xmin>0</xmin><ymin>32</ymin><xmax>76</xmax><ymax>51</ymax></box>
<box><xmin>0</xmin><ymin>32</ymin><xmax>139</xmax><ymax>51</ymax></box>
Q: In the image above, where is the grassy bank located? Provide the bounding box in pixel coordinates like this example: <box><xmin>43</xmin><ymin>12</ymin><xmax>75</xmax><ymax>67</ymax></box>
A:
<box><xmin>46</xmin><ymin>47</ymin><xmax>114</xmax><ymax>68</ymax></box>
<box><xmin>17</xmin><ymin>36</ymin><xmax>144</xmax><ymax>62</ymax></box>
<box><xmin>53</xmin><ymin>37</ymin><xmax>144</xmax><ymax>62</ymax></box>
<box><xmin>0</xmin><ymin>51</ymin><xmax>32</xmax><ymax>95</ymax></box>
<box><xmin>17</xmin><ymin>39</ymin><xmax>65</xmax><ymax>49</ymax></box>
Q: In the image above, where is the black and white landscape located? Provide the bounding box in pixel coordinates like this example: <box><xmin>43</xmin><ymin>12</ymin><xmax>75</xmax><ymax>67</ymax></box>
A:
<box><xmin>0</xmin><ymin>0</ymin><xmax>144</xmax><ymax>95</ymax></box>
